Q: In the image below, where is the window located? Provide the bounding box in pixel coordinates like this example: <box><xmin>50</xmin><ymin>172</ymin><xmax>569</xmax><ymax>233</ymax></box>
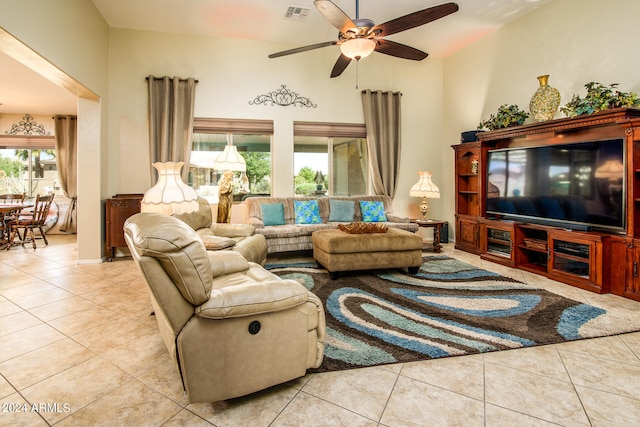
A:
<box><xmin>191</xmin><ymin>118</ymin><xmax>273</xmax><ymax>203</ymax></box>
<box><xmin>293</xmin><ymin>122</ymin><xmax>368</xmax><ymax>196</ymax></box>
<box><xmin>0</xmin><ymin>132</ymin><xmax>69</xmax><ymax>206</ymax></box>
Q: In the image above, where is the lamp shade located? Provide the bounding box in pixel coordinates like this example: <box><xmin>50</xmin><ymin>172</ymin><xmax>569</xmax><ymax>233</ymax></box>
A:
<box><xmin>213</xmin><ymin>144</ymin><xmax>246</xmax><ymax>172</ymax></box>
<box><xmin>141</xmin><ymin>161</ymin><xmax>199</xmax><ymax>215</ymax></box>
<box><xmin>340</xmin><ymin>38</ymin><xmax>376</xmax><ymax>59</ymax></box>
<box><xmin>595</xmin><ymin>159</ymin><xmax>624</xmax><ymax>181</ymax></box>
<box><xmin>410</xmin><ymin>171</ymin><xmax>440</xmax><ymax>199</ymax></box>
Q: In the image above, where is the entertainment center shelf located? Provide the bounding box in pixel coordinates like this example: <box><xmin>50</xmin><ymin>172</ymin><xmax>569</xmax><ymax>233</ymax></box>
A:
<box><xmin>453</xmin><ymin>108</ymin><xmax>640</xmax><ymax>300</ymax></box>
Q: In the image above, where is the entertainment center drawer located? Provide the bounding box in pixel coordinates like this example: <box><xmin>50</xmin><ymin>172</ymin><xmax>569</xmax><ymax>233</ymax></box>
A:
<box><xmin>479</xmin><ymin>218</ymin><xmax>515</xmax><ymax>267</ymax></box>
<box><xmin>512</xmin><ymin>223</ymin><xmax>607</xmax><ymax>293</ymax></box>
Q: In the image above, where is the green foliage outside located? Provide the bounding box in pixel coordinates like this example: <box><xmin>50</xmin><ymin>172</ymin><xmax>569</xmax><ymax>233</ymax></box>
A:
<box><xmin>242</xmin><ymin>152</ymin><xmax>271</xmax><ymax>194</ymax></box>
<box><xmin>294</xmin><ymin>165</ymin><xmax>328</xmax><ymax>195</ymax></box>
<box><xmin>0</xmin><ymin>155</ymin><xmax>23</xmax><ymax>177</ymax></box>
<box><xmin>0</xmin><ymin>154</ymin><xmax>27</xmax><ymax>194</ymax></box>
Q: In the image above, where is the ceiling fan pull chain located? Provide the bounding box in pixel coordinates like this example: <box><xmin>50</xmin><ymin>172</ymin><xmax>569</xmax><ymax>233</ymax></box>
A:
<box><xmin>355</xmin><ymin>59</ymin><xmax>359</xmax><ymax>90</ymax></box>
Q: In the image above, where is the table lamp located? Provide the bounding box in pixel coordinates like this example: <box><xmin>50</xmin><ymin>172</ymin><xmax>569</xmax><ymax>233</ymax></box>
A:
<box><xmin>141</xmin><ymin>161</ymin><xmax>199</xmax><ymax>215</ymax></box>
<box><xmin>409</xmin><ymin>171</ymin><xmax>440</xmax><ymax>221</ymax></box>
<box><xmin>213</xmin><ymin>134</ymin><xmax>246</xmax><ymax>223</ymax></box>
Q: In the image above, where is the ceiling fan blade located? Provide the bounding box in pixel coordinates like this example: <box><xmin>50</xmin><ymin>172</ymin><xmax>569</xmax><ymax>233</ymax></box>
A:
<box><xmin>330</xmin><ymin>54</ymin><xmax>352</xmax><ymax>78</ymax></box>
<box><xmin>371</xmin><ymin>2</ymin><xmax>459</xmax><ymax>37</ymax></box>
<box><xmin>314</xmin><ymin>0</ymin><xmax>357</xmax><ymax>34</ymax></box>
<box><xmin>268</xmin><ymin>41</ymin><xmax>337</xmax><ymax>58</ymax></box>
<box><xmin>374</xmin><ymin>39</ymin><xmax>428</xmax><ymax>61</ymax></box>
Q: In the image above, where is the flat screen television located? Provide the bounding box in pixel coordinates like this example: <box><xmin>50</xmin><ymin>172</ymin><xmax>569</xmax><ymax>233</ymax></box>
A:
<box><xmin>485</xmin><ymin>138</ymin><xmax>625</xmax><ymax>233</ymax></box>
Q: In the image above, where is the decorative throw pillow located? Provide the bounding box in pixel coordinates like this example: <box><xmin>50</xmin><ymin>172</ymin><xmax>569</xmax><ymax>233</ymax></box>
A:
<box><xmin>260</xmin><ymin>203</ymin><xmax>285</xmax><ymax>226</ymax></box>
<box><xmin>359</xmin><ymin>200</ymin><xmax>387</xmax><ymax>222</ymax></box>
<box><xmin>329</xmin><ymin>199</ymin><xmax>355</xmax><ymax>222</ymax></box>
<box><xmin>294</xmin><ymin>200</ymin><xmax>322</xmax><ymax>224</ymax></box>
<box><xmin>201</xmin><ymin>236</ymin><xmax>236</xmax><ymax>250</ymax></box>
<box><xmin>338</xmin><ymin>222</ymin><xmax>388</xmax><ymax>234</ymax></box>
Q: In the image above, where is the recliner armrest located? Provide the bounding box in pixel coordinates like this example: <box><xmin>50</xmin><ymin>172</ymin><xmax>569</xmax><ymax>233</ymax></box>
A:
<box><xmin>195</xmin><ymin>279</ymin><xmax>309</xmax><ymax>319</ymax></box>
<box><xmin>209</xmin><ymin>223</ymin><xmax>255</xmax><ymax>237</ymax></box>
<box><xmin>207</xmin><ymin>250</ymin><xmax>250</xmax><ymax>278</ymax></box>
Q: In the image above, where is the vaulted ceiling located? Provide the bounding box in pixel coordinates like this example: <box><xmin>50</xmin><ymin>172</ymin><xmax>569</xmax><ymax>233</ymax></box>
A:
<box><xmin>0</xmin><ymin>0</ymin><xmax>551</xmax><ymax>116</ymax></box>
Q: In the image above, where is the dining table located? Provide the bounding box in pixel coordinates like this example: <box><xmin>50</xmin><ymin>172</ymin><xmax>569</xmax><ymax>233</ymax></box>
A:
<box><xmin>0</xmin><ymin>203</ymin><xmax>27</xmax><ymax>247</ymax></box>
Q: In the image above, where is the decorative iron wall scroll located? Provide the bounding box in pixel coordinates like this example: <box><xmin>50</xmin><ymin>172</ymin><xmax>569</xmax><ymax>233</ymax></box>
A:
<box><xmin>249</xmin><ymin>85</ymin><xmax>317</xmax><ymax>108</ymax></box>
<box><xmin>5</xmin><ymin>114</ymin><xmax>50</xmax><ymax>135</ymax></box>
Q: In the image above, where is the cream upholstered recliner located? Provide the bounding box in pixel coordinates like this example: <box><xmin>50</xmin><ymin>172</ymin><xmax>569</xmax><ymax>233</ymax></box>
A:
<box><xmin>173</xmin><ymin>197</ymin><xmax>268</xmax><ymax>265</ymax></box>
<box><xmin>124</xmin><ymin>212</ymin><xmax>325</xmax><ymax>403</ymax></box>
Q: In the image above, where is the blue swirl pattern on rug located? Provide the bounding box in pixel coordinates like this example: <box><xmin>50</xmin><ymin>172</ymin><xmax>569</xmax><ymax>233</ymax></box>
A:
<box><xmin>326</xmin><ymin>287</ymin><xmax>535</xmax><ymax>359</ymax></box>
<box><xmin>268</xmin><ymin>256</ymin><xmax>616</xmax><ymax>372</ymax></box>
<box><xmin>391</xmin><ymin>288</ymin><xmax>542</xmax><ymax>317</ymax></box>
<box><xmin>557</xmin><ymin>304</ymin><xmax>607</xmax><ymax>339</ymax></box>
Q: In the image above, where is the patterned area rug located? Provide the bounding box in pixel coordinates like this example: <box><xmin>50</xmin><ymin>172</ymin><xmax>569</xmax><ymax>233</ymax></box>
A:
<box><xmin>267</xmin><ymin>255</ymin><xmax>640</xmax><ymax>372</ymax></box>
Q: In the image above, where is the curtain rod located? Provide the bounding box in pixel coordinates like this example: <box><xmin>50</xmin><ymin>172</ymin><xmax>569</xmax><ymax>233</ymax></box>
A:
<box><xmin>145</xmin><ymin>76</ymin><xmax>199</xmax><ymax>83</ymax></box>
<box><xmin>361</xmin><ymin>90</ymin><xmax>402</xmax><ymax>95</ymax></box>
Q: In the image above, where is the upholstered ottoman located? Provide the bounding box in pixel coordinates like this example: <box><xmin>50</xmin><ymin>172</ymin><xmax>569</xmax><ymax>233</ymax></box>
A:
<box><xmin>312</xmin><ymin>228</ymin><xmax>423</xmax><ymax>279</ymax></box>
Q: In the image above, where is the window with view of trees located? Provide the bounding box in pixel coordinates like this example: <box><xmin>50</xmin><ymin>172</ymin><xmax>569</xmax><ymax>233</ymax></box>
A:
<box><xmin>191</xmin><ymin>118</ymin><xmax>273</xmax><ymax>203</ymax></box>
<box><xmin>293</xmin><ymin>122</ymin><xmax>368</xmax><ymax>197</ymax></box>
<box><xmin>0</xmin><ymin>148</ymin><xmax>62</xmax><ymax>199</ymax></box>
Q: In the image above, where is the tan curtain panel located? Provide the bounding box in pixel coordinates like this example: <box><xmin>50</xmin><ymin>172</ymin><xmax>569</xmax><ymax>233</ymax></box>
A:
<box><xmin>147</xmin><ymin>75</ymin><xmax>197</xmax><ymax>181</ymax></box>
<box><xmin>54</xmin><ymin>115</ymin><xmax>77</xmax><ymax>233</ymax></box>
<box><xmin>361</xmin><ymin>90</ymin><xmax>402</xmax><ymax>198</ymax></box>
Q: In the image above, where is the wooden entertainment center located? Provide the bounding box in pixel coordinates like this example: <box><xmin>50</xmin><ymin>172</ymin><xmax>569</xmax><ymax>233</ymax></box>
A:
<box><xmin>453</xmin><ymin>108</ymin><xmax>640</xmax><ymax>301</ymax></box>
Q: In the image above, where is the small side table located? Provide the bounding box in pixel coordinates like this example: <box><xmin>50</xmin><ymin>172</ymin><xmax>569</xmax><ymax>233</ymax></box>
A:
<box><xmin>411</xmin><ymin>219</ymin><xmax>446</xmax><ymax>253</ymax></box>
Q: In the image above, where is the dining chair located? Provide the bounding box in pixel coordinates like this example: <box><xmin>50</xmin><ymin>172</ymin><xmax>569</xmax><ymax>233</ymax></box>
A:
<box><xmin>0</xmin><ymin>194</ymin><xmax>26</xmax><ymax>203</ymax></box>
<box><xmin>6</xmin><ymin>194</ymin><xmax>54</xmax><ymax>249</ymax></box>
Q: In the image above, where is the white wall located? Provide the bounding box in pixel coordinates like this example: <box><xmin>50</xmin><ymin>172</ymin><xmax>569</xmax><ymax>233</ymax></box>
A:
<box><xmin>442</xmin><ymin>0</ymin><xmax>640</xmax><ymax>240</ymax></box>
<box><xmin>108</xmin><ymin>29</ymin><xmax>446</xmax><ymax>220</ymax></box>
<box><xmin>6</xmin><ymin>0</ymin><xmax>639</xmax><ymax>256</ymax></box>
<box><xmin>0</xmin><ymin>0</ymin><xmax>109</xmax><ymax>262</ymax></box>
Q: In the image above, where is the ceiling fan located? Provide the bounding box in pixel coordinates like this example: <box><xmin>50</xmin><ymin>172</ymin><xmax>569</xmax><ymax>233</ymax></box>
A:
<box><xmin>268</xmin><ymin>0</ymin><xmax>459</xmax><ymax>78</ymax></box>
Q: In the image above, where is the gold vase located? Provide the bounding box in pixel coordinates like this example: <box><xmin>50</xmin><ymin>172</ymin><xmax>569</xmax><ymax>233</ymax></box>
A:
<box><xmin>529</xmin><ymin>75</ymin><xmax>561</xmax><ymax>122</ymax></box>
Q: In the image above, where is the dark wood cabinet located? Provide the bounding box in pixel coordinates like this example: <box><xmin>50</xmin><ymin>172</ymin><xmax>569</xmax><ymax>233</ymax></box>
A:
<box><xmin>547</xmin><ymin>229</ymin><xmax>606</xmax><ymax>293</ymax></box>
<box><xmin>609</xmin><ymin>236</ymin><xmax>640</xmax><ymax>301</ymax></box>
<box><xmin>455</xmin><ymin>214</ymin><xmax>480</xmax><ymax>254</ymax></box>
<box><xmin>455</xmin><ymin>108</ymin><xmax>640</xmax><ymax>299</ymax></box>
<box><xmin>479</xmin><ymin>217</ymin><xmax>515</xmax><ymax>267</ymax></box>
<box><xmin>512</xmin><ymin>223</ymin><xmax>607</xmax><ymax>293</ymax></box>
<box><xmin>105</xmin><ymin>194</ymin><xmax>143</xmax><ymax>261</ymax></box>
<box><xmin>453</xmin><ymin>142</ymin><xmax>481</xmax><ymax>253</ymax></box>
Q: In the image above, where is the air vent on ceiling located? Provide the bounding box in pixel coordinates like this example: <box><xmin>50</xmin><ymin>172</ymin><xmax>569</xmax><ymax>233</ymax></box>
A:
<box><xmin>285</xmin><ymin>6</ymin><xmax>310</xmax><ymax>20</ymax></box>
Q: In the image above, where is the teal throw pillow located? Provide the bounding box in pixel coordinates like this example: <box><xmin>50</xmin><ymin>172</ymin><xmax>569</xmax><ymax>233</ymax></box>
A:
<box><xmin>294</xmin><ymin>200</ymin><xmax>322</xmax><ymax>224</ymax></box>
<box><xmin>261</xmin><ymin>203</ymin><xmax>285</xmax><ymax>226</ymax></box>
<box><xmin>359</xmin><ymin>200</ymin><xmax>387</xmax><ymax>222</ymax></box>
<box><xmin>329</xmin><ymin>199</ymin><xmax>355</xmax><ymax>222</ymax></box>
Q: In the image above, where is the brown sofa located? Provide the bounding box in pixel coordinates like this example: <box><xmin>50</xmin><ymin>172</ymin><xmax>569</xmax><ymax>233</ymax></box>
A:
<box><xmin>124</xmin><ymin>212</ymin><xmax>326</xmax><ymax>403</ymax></box>
<box><xmin>245</xmin><ymin>195</ymin><xmax>419</xmax><ymax>253</ymax></box>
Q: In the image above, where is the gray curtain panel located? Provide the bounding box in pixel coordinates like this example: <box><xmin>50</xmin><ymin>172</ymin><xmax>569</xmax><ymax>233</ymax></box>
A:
<box><xmin>147</xmin><ymin>75</ymin><xmax>197</xmax><ymax>182</ymax></box>
<box><xmin>54</xmin><ymin>115</ymin><xmax>77</xmax><ymax>233</ymax></box>
<box><xmin>361</xmin><ymin>89</ymin><xmax>402</xmax><ymax>198</ymax></box>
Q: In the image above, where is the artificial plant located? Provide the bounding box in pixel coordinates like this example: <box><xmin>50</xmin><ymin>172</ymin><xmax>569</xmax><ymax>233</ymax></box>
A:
<box><xmin>478</xmin><ymin>104</ymin><xmax>529</xmax><ymax>130</ymax></box>
<box><xmin>560</xmin><ymin>82</ymin><xmax>640</xmax><ymax>117</ymax></box>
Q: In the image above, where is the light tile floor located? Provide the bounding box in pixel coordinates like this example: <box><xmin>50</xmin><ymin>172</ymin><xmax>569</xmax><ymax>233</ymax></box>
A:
<box><xmin>0</xmin><ymin>235</ymin><xmax>639</xmax><ymax>426</ymax></box>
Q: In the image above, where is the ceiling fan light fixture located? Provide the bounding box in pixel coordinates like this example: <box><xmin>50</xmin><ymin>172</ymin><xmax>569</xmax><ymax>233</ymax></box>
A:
<box><xmin>340</xmin><ymin>38</ymin><xmax>375</xmax><ymax>59</ymax></box>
